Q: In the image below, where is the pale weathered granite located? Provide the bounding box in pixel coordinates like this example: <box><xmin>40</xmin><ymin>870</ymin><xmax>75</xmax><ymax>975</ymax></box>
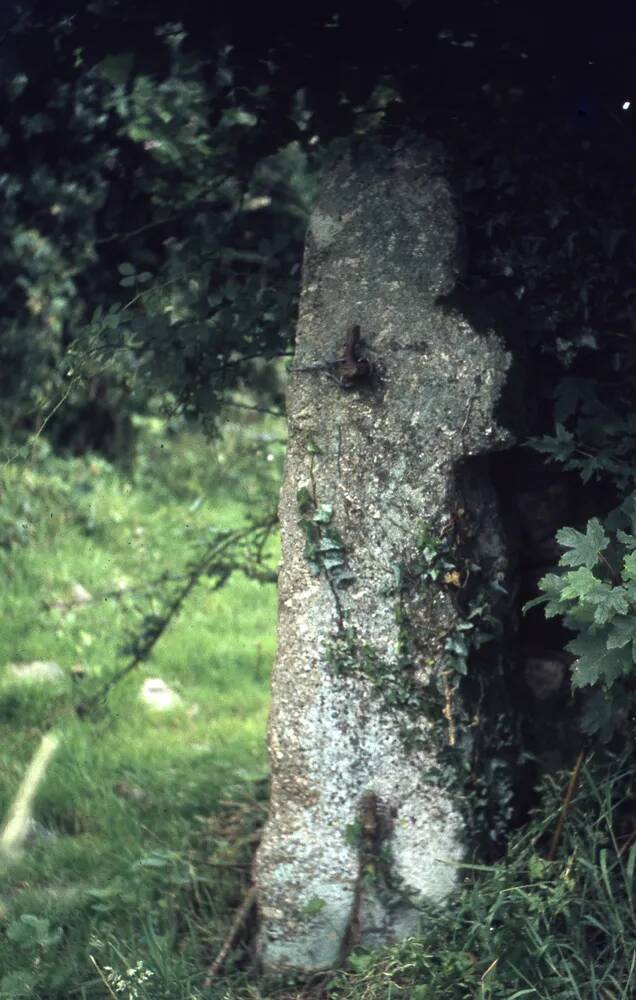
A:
<box><xmin>255</xmin><ymin>140</ymin><xmax>511</xmax><ymax>973</ymax></box>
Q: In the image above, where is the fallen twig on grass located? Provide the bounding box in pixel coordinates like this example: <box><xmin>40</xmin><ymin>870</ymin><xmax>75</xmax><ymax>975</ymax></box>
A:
<box><xmin>0</xmin><ymin>732</ymin><xmax>60</xmax><ymax>861</ymax></box>
<box><xmin>89</xmin><ymin>955</ymin><xmax>119</xmax><ymax>1000</ymax></box>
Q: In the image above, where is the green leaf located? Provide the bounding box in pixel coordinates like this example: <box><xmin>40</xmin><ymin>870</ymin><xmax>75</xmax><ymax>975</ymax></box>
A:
<box><xmin>306</xmin><ymin>437</ymin><xmax>322</xmax><ymax>454</ymax></box>
<box><xmin>524</xmin><ymin>572</ymin><xmax>567</xmax><ymax>618</ymax></box>
<box><xmin>530</xmin><ymin>424</ymin><xmax>576</xmax><ymax>462</ymax></box>
<box><xmin>347</xmin><ymin>951</ymin><xmax>374</xmax><ymax>973</ymax></box>
<box><xmin>222</xmin><ymin>107</ymin><xmax>258</xmax><ymax>127</ymax></box>
<box><xmin>318</xmin><ymin>535</ymin><xmax>342</xmax><ymax>554</ymax></box>
<box><xmin>559</xmin><ymin>566</ymin><xmax>599</xmax><ymax>601</ymax></box>
<box><xmin>587</xmin><ymin>583</ymin><xmax>630</xmax><ymax>625</ymax></box>
<box><xmin>296</xmin><ymin>487</ymin><xmax>314</xmax><ymax>515</ymax></box>
<box><xmin>580</xmin><ymin>688</ymin><xmax>618</xmax><ymax>739</ymax></box>
<box><xmin>322</xmin><ymin>555</ymin><xmax>345</xmax><ymax>571</ymax></box>
<box><xmin>312</xmin><ymin>503</ymin><xmax>333</xmax><ymax>525</ymax></box>
<box><xmin>567</xmin><ymin>631</ymin><xmax>633</xmax><ymax>688</ymax></box>
<box><xmin>557</xmin><ymin>518</ymin><xmax>609</xmax><ymax>569</ymax></box>
<box><xmin>344</xmin><ymin>821</ymin><xmax>362</xmax><ymax>845</ymax></box>
<box><xmin>623</xmin><ymin>550</ymin><xmax>636</xmax><ymax>581</ymax></box>
<box><xmin>606</xmin><ymin>615</ymin><xmax>636</xmax><ymax>656</ymax></box>
<box><xmin>618</xmin><ymin>530</ymin><xmax>636</xmax><ymax>551</ymax></box>
<box><xmin>117</xmin><ymin>262</ymin><xmax>136</xmax><ymax>276</ymax></box>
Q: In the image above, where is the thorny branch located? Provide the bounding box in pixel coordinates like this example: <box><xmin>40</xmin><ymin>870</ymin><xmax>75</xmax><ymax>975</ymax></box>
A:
<box><xmin>74</xmin><ymin>516</ymin><xmax>277</xmax><ymax>718</ymax></box>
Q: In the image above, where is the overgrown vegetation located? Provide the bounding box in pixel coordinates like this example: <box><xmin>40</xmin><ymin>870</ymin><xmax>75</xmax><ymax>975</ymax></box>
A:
<box><xmin>2</xmin><ymin>415</ymin><xmax>636</xmax><ymax>1000</ymax></box>
<box><xmin>0</xmin><ymin>419</ymin><xmax>282</xmax><ymax>999</ymax></box>
<box><xmin>2</xmin><ymin>2</ymin><xmax>636</xmax><ymax>996</ymax></box>
<box><xmin>331</xmin><ymin>751</ymin><xmax>636</xmax><ymax>1000</ymax></box>
<box><xmin>527</xmin><ymin>504</ymin><xmax>636</xmax><ymax>740</ymax></box>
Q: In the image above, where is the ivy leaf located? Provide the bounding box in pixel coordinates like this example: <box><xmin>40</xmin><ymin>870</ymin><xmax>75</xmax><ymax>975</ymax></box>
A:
<box><xmin>296</xmin><ymin>487</ymin><xmax>314</xmax><ymax>515</ymax></box>
<box><xmin>318</xmin><ymin>534</ymin><xmax>342</xmax><ymax>554</ymax></box>
<box><xmin>306</xmin><ymin>437</ymin><xmax>322</xmax><ymax>455</ymax></box>
<box><xmin>322</xmin><ymin>527</ymin><xmax>343</xmax><ymax>548</ymax></box>
<box><xmin>445</xmin><ymin>634</ymin><xmax>469</xmax><ymax>657</ymax></box>
<box><xmin>312</xmin><ymin>503</ymin><xmax>333</xmax><ymax>525</ymax></box>
<box><xmin>557</xmin><ymin>518</ymin><xmax>609</xmax><ymax>569</ymax></box>
<box><xmin>322</xmin><ymin>554</ymin><xmax>345</xmax><ymax>571</ymax></box>
<box><xmin>567</xmin><ymin>631</ymin><xmax>633</xmax><ymax>688</ymax></box>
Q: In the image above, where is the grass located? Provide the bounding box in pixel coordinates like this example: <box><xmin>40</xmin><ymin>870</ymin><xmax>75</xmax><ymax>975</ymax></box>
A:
<box><xmin>1</xmin><ymin>416</ymin><xmax>636</xmax><ymax>1000</ymax></box>
<box><xmin>330</xmin><ymin>752</ymin><xmax>636</xmax><ymax>999</ymax></box>
<box><xmin>0</xmin><ymin>415</ymin><xmax>283</xmax><ymax>999</ymax></box>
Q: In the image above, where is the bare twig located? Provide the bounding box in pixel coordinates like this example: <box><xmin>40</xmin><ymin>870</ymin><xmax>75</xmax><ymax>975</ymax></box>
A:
<box><xmin>202</xmin><ymin>885</ymin><xmax>257</xmax><ymax>989</ymax></box>
<box><xmin>0</xmin><ymin>733</ymin><xmax>60</xmax><ymax>860</ymax></box>
<box><xmin>94</xmin><ymin>178</ymin><xmax>229</xmax><ymax>245</ymax></box>
<box><xmin>209</xmin><ymin>350</ymin><xmax>293</xmax><ymax>375</ymax></box>
<box><xmin>224</xmin><ymin>400</ymin><xmax>285</xmax><ymax>418</ymax></box>
<box><xmin>442</xmin><ymin>672</ymin><xmax>457</xmax><ymax>747</ymax></box>
<box><xmin>2</xmin><ymin>377</ymin><xmax>80</xmax><ymax>470</ymax></box>
<box><xmin>89</xmin><ymin>955</ymin><xmax>118</xmax><ymax>1000</ymax></box>
<box><xmin>547</xmin><ymin>749</ymin><xmax>586</xmax><ymax>861</ymax></box>
<box><xmin>75</xmin><ymin>517</ymin><xmax>276</xmax><ymax>717</ymax></box>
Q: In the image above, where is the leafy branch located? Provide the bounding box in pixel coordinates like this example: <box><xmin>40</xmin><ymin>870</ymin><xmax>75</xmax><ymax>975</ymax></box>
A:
<box><xmin>525</xmin><ymin>504</ymin><xmax>636</xmax><ymax>737</ymax></box>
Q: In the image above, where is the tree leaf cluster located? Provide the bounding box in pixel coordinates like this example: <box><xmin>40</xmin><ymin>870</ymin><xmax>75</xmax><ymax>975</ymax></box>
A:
<box><xmin>0</xmin><ymin>9</ymin><xmax>320</xmax><ymax>454</ymax></box>
<box><xmin>527</xmin><ymin>506</ymin><xmax>636</xmax><ymax>738</ymax></box>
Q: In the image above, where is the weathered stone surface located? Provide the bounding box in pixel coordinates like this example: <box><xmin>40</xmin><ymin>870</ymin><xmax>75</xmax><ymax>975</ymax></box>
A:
<box><xmin>524</xmin><ymin>655</ymin><xmax>567</xmax><ymax>700</ymax></box>
<box><xmin>255</xmin><ymin>140</ymin><xmax>512</xmax><ymax>973</ymax></box>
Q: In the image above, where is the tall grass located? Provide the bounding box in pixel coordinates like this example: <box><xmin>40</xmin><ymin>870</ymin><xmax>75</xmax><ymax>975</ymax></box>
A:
<box><xmin>329</xmin><ymin>751</ymin><xmax>636</xmax><ymax>1000</ymax></box>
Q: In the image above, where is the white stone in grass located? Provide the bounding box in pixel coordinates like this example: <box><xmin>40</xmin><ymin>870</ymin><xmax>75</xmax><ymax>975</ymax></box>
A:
<box><xmin>71</xmin><ymin>582</ymin><xmax>92</xmax><ymax>605</ymax></box>
<box><xmin>139</xmin><ymin>677</ymin><xmax>183</xmax><ymax>711</ymax></box>
<box><xmin>6</xmin><ymin>661</ymin><xmax>66</xmax><ymax>684</ymax></box>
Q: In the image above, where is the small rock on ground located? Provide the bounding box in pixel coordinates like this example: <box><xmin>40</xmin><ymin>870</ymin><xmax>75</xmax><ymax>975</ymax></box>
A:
<box><xmin>139</xmin><ymin>677</ymin><xmax>183</xmax><ymax>711</ymax></box>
